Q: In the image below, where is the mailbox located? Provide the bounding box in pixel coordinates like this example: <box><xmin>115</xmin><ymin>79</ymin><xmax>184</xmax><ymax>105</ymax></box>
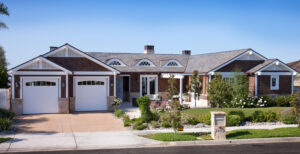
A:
<box><xmin>211</xmin><ymin>111</ymin><xmax>226</xmax><ymax>140</ymax></box>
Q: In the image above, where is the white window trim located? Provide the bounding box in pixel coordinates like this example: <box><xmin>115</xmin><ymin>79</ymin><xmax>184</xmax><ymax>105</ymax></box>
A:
<box><xmin>164</xmin><ymin>60</ymin><xmax>183</xmax><ymax>67</ymax></box>
<box><xmin>270</xmin><ymin>75</ymin><xmax>279</xmax><ymax>90</ymax></box>
<box><xmin>106</xmin><ymin>59</ymin><xmax>126</xmax><ymax>66</ymax></box>
<box><xmin>136</xmin><ymin>59</ymin><xmax>155</xmax><ymax>67</ymax></box>
<box><xmin>140</xmin><ymin>75</ymin><xmax>158</xmax><ymax>97</ymax></box>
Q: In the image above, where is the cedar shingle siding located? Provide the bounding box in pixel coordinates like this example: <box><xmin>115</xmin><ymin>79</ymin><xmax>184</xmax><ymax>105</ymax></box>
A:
<box><xmin>217</xmin><ymin>60</ymin><xmax>264</xmax><ymax>72</ymax></box>
<box><xmin>258</xmin><ymin>75</ymin><xmax>291</xmax><ymax>95</ymax></box>
<box><xmin>46</xmin><ymin>57</ymin><xmax>110</xmax><ymax>71</ymax></box>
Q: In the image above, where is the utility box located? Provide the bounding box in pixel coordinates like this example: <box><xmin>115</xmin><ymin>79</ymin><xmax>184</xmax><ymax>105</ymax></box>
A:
<box><xmin>211</xmin><ymin>111</ymin><xmax>226</xmax><ymax>140</ymax></box>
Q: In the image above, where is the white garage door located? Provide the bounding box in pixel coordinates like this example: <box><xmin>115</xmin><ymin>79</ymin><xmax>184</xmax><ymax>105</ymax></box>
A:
<box><xmin>75</xmin><ymin>77</ymin><xmax>108</xmax><ymax>111</ymax></box>
<box><xmin>23</xmin><ymin>78</ymin><xmax>59</xmax><ymax>114</ymax></box>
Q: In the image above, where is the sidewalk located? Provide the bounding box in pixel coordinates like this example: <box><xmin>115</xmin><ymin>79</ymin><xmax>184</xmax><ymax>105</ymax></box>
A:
<box><xmin>0</xmin><ymin>124</ymin><xmax>298</xmax><ymax>153</ymax></box>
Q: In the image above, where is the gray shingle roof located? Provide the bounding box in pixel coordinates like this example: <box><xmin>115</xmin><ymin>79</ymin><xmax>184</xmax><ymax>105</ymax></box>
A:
<box><xmin>246</xmin><ymin>59</ymin><xmax>276</xmax><ymax>73</ymax></box>
<box><xmin>184</xmin><ymin>49</ymin><xmax>250</xmax><ymax>73</ymax></box>
<box><xmin>87</xmin><ymin>49</ymin><xmax>251</xmax><ymax>73</ymax></box>
<box><xmin>87</xmin><ymin>52</ymin><xmax>190</xmax><ymax>72</ymax></box>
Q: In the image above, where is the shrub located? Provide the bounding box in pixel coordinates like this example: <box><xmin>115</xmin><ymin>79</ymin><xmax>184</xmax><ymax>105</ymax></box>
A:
<box><xmin>114</xmin><ymin>109</ymin><xmax>125</xmax><ymax>117</ymax></box>
<box><xmin>261</xmin><ymin>96</ymin><xmax>275</xmax><ymax>107</ymax></box>
<box><xmin>263</xmin><ymin>110</ymin><xmax>277</xmax><ymax>122</ymax></box>
<box><xmin>187</xmin><ymin>117</ymin><xmax>199</xmax><ymax>125</ymax></box>
<box><xmin>226</xmin><ymin>115</ymin><xmax>241</xmax><ymax>126</ymax></box>
<box><xmin>161</xmin><ymin>121</ymin><xmax>171</xmax><ymax>128</ymax></box>
<box><xmin>198</xmin><ymin>113</ymin><xmax>211</xmax><ymax>125</ymax></box>
<box><xmin>122</xmin><ymin>115</ymin><xmax>131</xmax><ymax>127</ymax></box>
<box><xmin>137</xmin><ymin>96</ymin><xmax>155</xmax><ymax>122</ymax></box>
<box><xmin>0</xmin><ymin>108</ymin><xmax>15</xmax><ymax>120</ymax></box>
<box><xmin>251</xmin><ymin>110</ymin><xmax>265</xmax><ymax>122</ymax></box>
<box><xmin>0</xmin><ymin>118</ymin><xmax>12</xmax><ymax>130</ymax></box>
<box><xmin>135</xmin><ymin>124</ymin><xmax>148</xmax><ymax>130</ymax></box>
<box><xmin>150</xmin><ymin>121</ymin><xmax>160</xmax><ymax>128</ymax></box>
<box><xmin>275</xmin><ymin>96</ymin><xmax>292</xmax><ymax>107</ymax></box>
<box><xmin>228</xmin><ymin>110</ymin><xmax>245</xmax><ymax>122</ymax></box>
<box><xmin>280</xmin><ymin>108</ymin><xmax>297</xmax><ymax>124</ymax></box>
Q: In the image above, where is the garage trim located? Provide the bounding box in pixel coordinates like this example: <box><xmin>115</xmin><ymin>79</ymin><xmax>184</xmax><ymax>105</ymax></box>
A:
<box><xmin>20</xmin><ymin>76</ymin><xmax>61</xmax><ymax>99</ymax></box>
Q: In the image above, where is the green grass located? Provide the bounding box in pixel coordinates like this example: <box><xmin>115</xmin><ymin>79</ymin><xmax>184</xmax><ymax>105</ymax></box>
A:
<box><xmin>227</xmin><ymin>127</ymin><xmax>300</xmax><ymax>139</ymax></box>
<box><xmin>144</xmin><ymin>127</ymin><xmax>300</xmax><ymax>141</ymax></box>
<box><xmin>181</xmin><ymin>107</ymin><xmax>289</xmax><ymax>119</ymax></box>
<box><xmin>144</xmin><ymin>133</ymin><xmax>203</xmax><ymax>141</ymax></box>
<box><xmin>0</xmin><ymin>137</ymin><xmax>11</xmax><ymax>143</ymax></box>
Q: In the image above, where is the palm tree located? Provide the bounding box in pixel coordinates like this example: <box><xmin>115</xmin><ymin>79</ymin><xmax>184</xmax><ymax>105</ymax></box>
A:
<box><xmin>0</xmin><ymin>2</ymin><xmax>9</xmax><ymax>29</ymax></box>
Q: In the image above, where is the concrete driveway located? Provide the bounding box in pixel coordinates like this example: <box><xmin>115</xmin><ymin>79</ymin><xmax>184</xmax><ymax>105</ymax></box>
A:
<box><xmin>15</xmin><ymin>112</ymin><xmax>127</xmax><ymax>133</ymax></box>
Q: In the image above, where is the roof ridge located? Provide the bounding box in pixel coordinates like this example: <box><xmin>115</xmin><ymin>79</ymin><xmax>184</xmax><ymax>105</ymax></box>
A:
<box><xmin>192</xmin><ymin>48</ymin><xmax>251</xmax><ymax>56</ymax></box>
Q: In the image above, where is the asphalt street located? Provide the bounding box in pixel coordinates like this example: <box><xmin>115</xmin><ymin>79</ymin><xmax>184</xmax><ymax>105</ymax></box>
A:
<box><xmin>4</xmin><ymin>142</ymin><xmax>300</xmax><ymax>154</ymax></box>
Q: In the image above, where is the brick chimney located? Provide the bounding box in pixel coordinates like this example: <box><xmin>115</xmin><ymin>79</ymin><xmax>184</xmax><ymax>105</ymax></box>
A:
<box><xmin>50</xmin><ymin>46</ymin><xmax>58</xmax><ymax>51</ymax></box>
<box><xmin>144</xmin><ymin>45</ymin><xmax>154</xmax><ymax>54</ymax></box>
<box><xmin>182</xmin><ymin>50</ymin><xmax>191</xmax><ymax>55</ymax></box>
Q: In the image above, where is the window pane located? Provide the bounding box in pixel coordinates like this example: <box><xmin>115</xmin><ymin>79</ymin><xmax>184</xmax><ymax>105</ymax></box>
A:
<box><xmin>272</xmin><ymin>78</ymin><xmax>276</xmax><ymax>86</ymax></box>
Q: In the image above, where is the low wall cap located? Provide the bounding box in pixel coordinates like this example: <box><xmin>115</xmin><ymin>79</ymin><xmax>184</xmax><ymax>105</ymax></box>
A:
<box><xmin>211</xmin><ymin>111</ymin><xmax>226</xmax><ymax>114</ymax></box>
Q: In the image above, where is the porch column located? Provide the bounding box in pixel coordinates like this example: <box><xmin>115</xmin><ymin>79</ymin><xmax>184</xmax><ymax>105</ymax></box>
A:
<box><xmin>11</xmin><ymin>74</ymin><xmax>15</xmax><ymax>99</ymax></box>
<box><xmin>292</xmin><ymin>75</ymin><xmax>294</xmax><ymax>94</ymax></box>
<box><xmin>255</xmin><ymin>74</ymin><xmax>258</xmax><ymax>96</ymax></box>
<box><xmin>114</xmin><ymin>72</ymin><xmax>116</xmax><ymax>97</ymax></box>
<box><xmin>179</xmin><ymin>76</ymin><xmax>183</xmax><ymax>105</ymax></box>
<box><xmin>66</xmin><ymin>73</ymin><xmax>69</xmax><ymax>98</ymax></box>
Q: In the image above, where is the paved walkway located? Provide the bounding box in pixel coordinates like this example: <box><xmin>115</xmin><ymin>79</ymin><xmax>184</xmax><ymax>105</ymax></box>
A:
<box><xmin>15</xmin><ymin>112</ymin><xmax>127</xmax><ymax>133</ymax></box>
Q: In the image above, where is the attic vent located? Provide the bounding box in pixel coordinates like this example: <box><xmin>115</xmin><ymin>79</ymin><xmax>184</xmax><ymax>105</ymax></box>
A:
<box><xmin>182</xmin><ymin>50</ymin><xmax>191</xmax><ymax>55</ymax></box>
<box><xmin>144</xmin><ymin>45</ymin><xmax>154</xmax><ymax>54</ymax></box>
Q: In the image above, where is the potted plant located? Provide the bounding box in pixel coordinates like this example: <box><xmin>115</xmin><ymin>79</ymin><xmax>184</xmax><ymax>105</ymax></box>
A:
<box><xmin>112</xmin><ymin>97</ymin><xmax>122</xmax><ymax>111</ymax></box>
<box><xmin>177</xmin><ymin>124</ymin><xmax>184</xmax><ymax>131</ymax></box>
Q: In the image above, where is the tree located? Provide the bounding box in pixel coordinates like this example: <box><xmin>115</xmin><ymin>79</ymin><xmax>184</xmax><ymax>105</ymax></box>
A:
<box><xmin>0</xmin><ymin>46</ymin><xmax>8</xmax><ymax>88</ymax></box>
<box><xmin>290</xmin><ymin>93</ymin><xmax>300</xmax><ymax>128</ymax></box>
<box><xmin>0</xmin><ymin>46</ymin><xmax>7</xmax><ymax>67</ymax></box>
<box><xmin>167</xmin><ymin>74</ymin><xmax>177</xmax><ymax>100</ymax></box>
<box><xmin>207</xmin><ymin>74</ymin><xmax>233</xmax><ymax>108</ymax></box>
<box><xmin>188</xmin><ymin>70</ymin><xmax>202</xmax><ymax>108</ymax></box>
<box><xmin>0</xmin><ymin>2</ymin><xmax>9</xmax><ymax>29</ymax></box>
<box><xmin>230</xmin><ymin>70</ymin><xmax>249</xmax><ymax>105</ymax></box>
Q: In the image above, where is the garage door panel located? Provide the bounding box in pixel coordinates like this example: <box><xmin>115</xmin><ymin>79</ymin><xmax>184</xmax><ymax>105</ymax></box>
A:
<box><xmin>75</xmin><ymin>78</ymin><xmax>107</xmax><ymax>111</ymax></box>
<box><xmin>23</xmin><ymin>79</ymin><xmax>59</xmax><ymax>114</ymax></box>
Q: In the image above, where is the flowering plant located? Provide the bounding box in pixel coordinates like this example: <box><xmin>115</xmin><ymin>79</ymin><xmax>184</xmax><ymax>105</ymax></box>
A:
<box><xmin>230</xmin><ymin>96</ymin><xmax>273</xmax><ymax>108</ymax></box>
<box><xmin>113</xmin><ymin>98</ymin><xmax>122</xmax><ymax>106</ymax></box>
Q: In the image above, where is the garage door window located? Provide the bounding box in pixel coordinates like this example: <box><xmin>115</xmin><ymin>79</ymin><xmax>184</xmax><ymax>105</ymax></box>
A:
<box><xmin>25</xmin><ymin>81</ymin><xmax>56</xmax><ymax>86</ymax></box>
<box><xmin>78</xmin><ymin>81</ymin><xmax>104</xmax><ymax>86</ymax></box>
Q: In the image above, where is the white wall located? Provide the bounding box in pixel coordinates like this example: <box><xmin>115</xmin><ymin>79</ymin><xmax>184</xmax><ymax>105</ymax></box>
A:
<box><xmin>0</xmin><ymin>89</ymin><xmax>10</xmax><ymax>110</ymax></box>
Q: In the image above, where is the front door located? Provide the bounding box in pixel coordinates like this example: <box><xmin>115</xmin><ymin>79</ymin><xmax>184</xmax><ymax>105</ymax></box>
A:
<box><xmin>140</xmin><ymin>75</ymin><xmax>158</xmax><ymax>96</ymax></box>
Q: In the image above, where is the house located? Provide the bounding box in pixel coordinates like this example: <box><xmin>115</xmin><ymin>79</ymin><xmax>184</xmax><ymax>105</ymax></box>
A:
<box><xmin>287</xmin><ymin>60</ymin><xmax>300</xmax><ymax>93</ymax></box>
<box><xmin>8</xmin><ymin>43</ymin><xmax>297</xmax><ymax>115</ymax></box>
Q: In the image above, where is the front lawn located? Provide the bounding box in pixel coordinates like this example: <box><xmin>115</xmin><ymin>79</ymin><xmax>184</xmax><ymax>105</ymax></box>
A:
<box><xmin>227</xmin><ymin>127</ymin><xmax>300</xmax><ymax>139</ymax></box>
<box><xmin>181</xmin><ymin>107</ymin><xmax>289</xmax><ymax>119</ymax></box>
<box><xmin>144</xmin><ymin>127</ymin><xmax>300</xmax><ymax>141</ymax></box>
<box><xmin>0</xmin><ymin>137</ymin><xmax>11</xmax><ymax>143</ymax></box>
<box><xmin>144</xmin><ymin>132</ymin><xmax>202</xmax><ymax>141</ymax></box>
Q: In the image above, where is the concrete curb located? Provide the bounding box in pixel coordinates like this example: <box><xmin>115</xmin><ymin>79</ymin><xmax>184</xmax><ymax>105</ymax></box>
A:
<box><xmin>4</xmin><ymin>137</ymin><xmax>300</xmax><ymax>153</ymax></box>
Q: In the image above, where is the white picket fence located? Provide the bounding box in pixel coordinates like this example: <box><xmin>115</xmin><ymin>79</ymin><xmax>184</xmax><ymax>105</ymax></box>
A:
<box><xmin>0</xmin><ymin>89</ymin><xmax>10</xmax><ymax>110</ymax></box>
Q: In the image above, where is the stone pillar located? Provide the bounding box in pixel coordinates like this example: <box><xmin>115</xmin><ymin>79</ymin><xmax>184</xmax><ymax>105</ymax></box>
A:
<box><xmin>69</xmin><ymin>97</ymin><xmax>75</xmax><ymax>113</ymax></box>
<box><xmin>11</xmin><ymin>98</ymin><xmax>23</xmax><ymax>115</ymax></box>
<box><xmin>107</xmin><ymin>96</ymin><xmax>116</xmax><ymax>112</ymax></box>
<box><xmin>211</xmin><ymin>111</ymin><xmax>226</xmax><ymax>140</ymax></box>
<box><xmin>59</xmin><ymin>98</ymin><xmax>69</xmax><ymax>114</ymax></box>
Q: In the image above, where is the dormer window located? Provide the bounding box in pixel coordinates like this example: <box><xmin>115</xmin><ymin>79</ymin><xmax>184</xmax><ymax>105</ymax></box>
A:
<box><xmin>107</xmin><ymin>59</ymin><xmax>125</xmax><ymax>66</ymax></box>
<box><xmin>164</xmin><ymin>60</ymin><xmax>182</xmax><ymax>67</ymax></box>
<box><xmin>137</xmin><ymin>59</ymin><xmax>155</xmax><ymax>67</ymax></box>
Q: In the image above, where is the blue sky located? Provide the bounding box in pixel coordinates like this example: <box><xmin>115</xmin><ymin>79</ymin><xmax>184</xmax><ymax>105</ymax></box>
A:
<box><xmin>1</xmin><ymin>0</ymin><xmax>300</xmax><ymax>68</ymax></box>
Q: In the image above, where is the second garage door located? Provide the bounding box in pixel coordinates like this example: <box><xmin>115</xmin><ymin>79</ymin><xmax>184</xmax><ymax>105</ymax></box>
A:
<box><xmin>75</xmin><ymin>77</ymin><xmax>108</xmax><ymax>111</ymax></box>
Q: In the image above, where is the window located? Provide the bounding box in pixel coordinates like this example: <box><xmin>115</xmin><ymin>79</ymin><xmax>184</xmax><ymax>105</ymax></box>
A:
<box><xmin>164</xmin><ymin>60</ymin><xmax>182</xmax><ymax>67</ymax></box>
<box><xmin>270</xmin><ymin>75</ymin><xmax>279</xmax><ymax>90</ymax></box>
<box><xmin>77</xmin><ymin>80</ymin><xmax>104</xmax><ymax>86</ymax></box>
<box><xmin>107</xmin><ymin>59</ymin><xmax>125</xmax><ymax>66</ymax></box>
<box><xmin>25</xmin><ymin>81</ymin><xmax>56</xmax><ymax>86</ymax></box>
<box><xmin>136</xmin><ymin>59</ymin><xmax>155</xmax><ymax>67</ymax></box>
